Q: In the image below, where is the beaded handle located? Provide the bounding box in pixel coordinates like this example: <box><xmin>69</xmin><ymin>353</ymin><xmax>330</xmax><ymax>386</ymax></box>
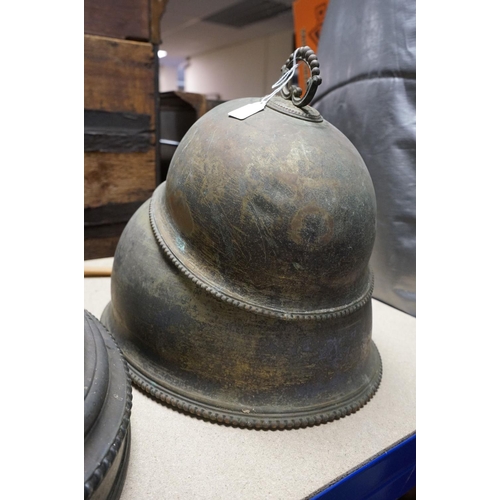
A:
<box><xmin>280</xmin><ymin>46</ymin><xmax>322</xmax><ymax>108</ymax></box>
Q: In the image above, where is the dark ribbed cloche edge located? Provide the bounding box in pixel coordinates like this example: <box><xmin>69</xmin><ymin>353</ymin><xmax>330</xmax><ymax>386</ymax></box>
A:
<box><xmin>84</xmin><ymin>311</ymin><xmax>133</xmax><ymax>500</ymax></box>
<box><xmin>267</xmin><ymin>97</ymin><xmax>323</xmax><ymax>122</ymax></box>
<box><xmin>149</xmin><ymin>199</ymin><xmax>374</xmax><ymax>321</ymax></box>
<box><xmin>127</xmin><ymin>345</ymin><xmax>382</xmax><ymax>430</ymax></box>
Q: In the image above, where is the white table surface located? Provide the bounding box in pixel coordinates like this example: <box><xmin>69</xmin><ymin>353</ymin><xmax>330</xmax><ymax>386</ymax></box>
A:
<box><xmin>84</xmin><ymin>258</ymin><xmax>415</xmax><ymax>500</ymax></box>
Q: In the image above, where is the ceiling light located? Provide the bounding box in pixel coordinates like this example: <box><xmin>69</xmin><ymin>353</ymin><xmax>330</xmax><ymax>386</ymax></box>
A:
<box><xmin>158</xmin><ymin>50</ymin><xmax>167</xmax><ymax>58</ymax></box>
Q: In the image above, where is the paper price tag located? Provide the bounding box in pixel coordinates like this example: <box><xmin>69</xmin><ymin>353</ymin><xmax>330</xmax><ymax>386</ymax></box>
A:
<box><xmin>228</xmin><ymin>49</ymin><xmax>300</xmax><ymax>121</ymax></box>
<box><xmin>228</xmin><ymin>101</ymin><xmax>266</xmax><ymax>120</ymax></box>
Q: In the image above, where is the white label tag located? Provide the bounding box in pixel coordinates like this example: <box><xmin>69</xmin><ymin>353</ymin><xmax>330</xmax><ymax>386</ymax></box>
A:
<box><xmin>228</xmin><ymin>101</ymin><xmax>266</xmax><ymax>120</ymax></box>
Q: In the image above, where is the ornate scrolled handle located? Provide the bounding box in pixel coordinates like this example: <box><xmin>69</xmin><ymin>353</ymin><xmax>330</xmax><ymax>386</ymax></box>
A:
<box><xmin>280</xmin><ymin>46</ymin><xmax>322</xmax><ymax>108</ymax></box>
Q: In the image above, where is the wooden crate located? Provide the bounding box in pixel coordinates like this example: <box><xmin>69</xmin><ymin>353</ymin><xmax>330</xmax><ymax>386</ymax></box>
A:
<box><xmin>84</xmin><ymin>1</ymin><xmax>167</xmax><ymax>259</ymax></box>
<box><xmin>84</xmin><ymin>0</ymin><xmax>165</xmax><ymax>44</ymax></box>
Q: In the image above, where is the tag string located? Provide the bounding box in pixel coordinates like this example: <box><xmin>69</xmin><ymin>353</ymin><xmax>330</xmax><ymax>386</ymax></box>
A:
<box><xmin>260</xmin><ymin>48</ymin><xmax>299</xmax><ymax>106</ymax></box>
<box><xmin>227</xmin><ymin>47</ymin><xmax>321</xmax><ymax>120</ymax></box>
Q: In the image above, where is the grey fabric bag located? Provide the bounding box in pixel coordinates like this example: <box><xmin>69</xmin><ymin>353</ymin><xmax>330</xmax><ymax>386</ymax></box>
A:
<box><xmin>313</xmin><ymin>0</ymin><xmax>416</xmax><ymax>316</ymax></box>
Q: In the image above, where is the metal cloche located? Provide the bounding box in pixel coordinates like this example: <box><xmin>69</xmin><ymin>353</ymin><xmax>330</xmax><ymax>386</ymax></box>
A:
<box><xmin>102</xmin><ymin>47</ymin><xmax>382</xmax><ymax>430</ymax></box>
<box><xmin>84</xmin><ymin>310</ymin><xmax>132</xmax><ymax>499</ymax></box>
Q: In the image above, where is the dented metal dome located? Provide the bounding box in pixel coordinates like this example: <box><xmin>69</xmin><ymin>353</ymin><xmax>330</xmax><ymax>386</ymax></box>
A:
<box><xmin>101</xmin><ymin>47</ymin><xmax>382</xmax><ymax>429</ymax></box>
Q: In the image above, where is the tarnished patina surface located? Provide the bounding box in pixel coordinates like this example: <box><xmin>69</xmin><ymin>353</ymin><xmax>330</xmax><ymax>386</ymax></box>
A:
<box><xmin>157</xmin><ymin>95</ymin><xmax>376</xmax><ymax>317</ymax></box>
<box><xmin>102</xmin><ymin>201</ymin><xmax>381</xmax><ymax>429</ymax></box>
<box><xmin>101</xmin><ymin>48</ymin><xmax>382</xmax><ymax>429</ymax></box>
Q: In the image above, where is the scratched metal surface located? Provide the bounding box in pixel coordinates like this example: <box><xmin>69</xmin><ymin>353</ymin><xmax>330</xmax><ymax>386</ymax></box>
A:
<box><xmin>95</xmin><ymin>88</ymin><xmax>383</xmax><ymax>428</ymax></box>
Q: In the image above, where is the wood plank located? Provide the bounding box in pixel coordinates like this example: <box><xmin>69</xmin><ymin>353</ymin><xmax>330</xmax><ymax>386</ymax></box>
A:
<box><xmin>85</xmin><ymin>201</ymin><xmax>145</xmax><ymax>226</ymax></box>
<box><xmin>84</xmin><ymin>35</ymin><xmax>155</xmax><ymax>116</ymax></box>
<box><xmin>85</xmin><ymin>221</ymin><xmax>128</xmax><ymax>239</ymax></box>
<box><xmin>84</xmin><ymin>235</ymin><xmax>122</xmax><ymax>260</ymax></box>
<box><xmin>84</xmin><ymin>150</ymin><xmax>156</xmax><ymax>208</ymax></box>
<box><xmin>151</xmin><ymin>0</ymin><xmax>169</xmax><ymax>44</ymax></box>
<box><xmin>85</xmin><ymin>0</ymin><xmax>150</xmax><ymax>41</ymax></box>
<box><xmin>84</xmin><ymin>263</ymin><xmax>113</xmax><ymax>277</ymax></box>
<box><xmin>173</xmin><ymin>91</ymin><xmax>208</xmax><ymax>118</ymax></box>
<box><xmin>84</xmin><ymin>110</ymin><xmax>153</xmax><ymax>153</ymax></box>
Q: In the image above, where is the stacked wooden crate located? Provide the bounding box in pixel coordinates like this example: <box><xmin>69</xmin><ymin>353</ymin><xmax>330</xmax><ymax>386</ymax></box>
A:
<box><xmin>84</xmin><ymin>0</ymin><xmax>167</xmax><ymax>259</ymax></box>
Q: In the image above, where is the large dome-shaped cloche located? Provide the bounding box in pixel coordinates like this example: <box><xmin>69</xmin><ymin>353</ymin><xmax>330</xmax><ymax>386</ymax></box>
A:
<box><xmin>102</xmin><ymin>47</ymin><xmax>382</xmax><ymax>429</ymax></box>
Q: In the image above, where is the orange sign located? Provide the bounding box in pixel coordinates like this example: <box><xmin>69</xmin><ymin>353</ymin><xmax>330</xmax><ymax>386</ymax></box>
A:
<box><xmin>293</xmin><ymin>0</ymin><xmax>329</xmax><ymax>92</ymax></box>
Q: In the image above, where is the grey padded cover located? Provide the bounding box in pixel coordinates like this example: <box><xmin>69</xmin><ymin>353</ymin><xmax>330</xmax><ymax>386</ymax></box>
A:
<box><xmin>313</xmin><ymin>0</ymin><xmax>416</xmax><ymax>316</ymax></box>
